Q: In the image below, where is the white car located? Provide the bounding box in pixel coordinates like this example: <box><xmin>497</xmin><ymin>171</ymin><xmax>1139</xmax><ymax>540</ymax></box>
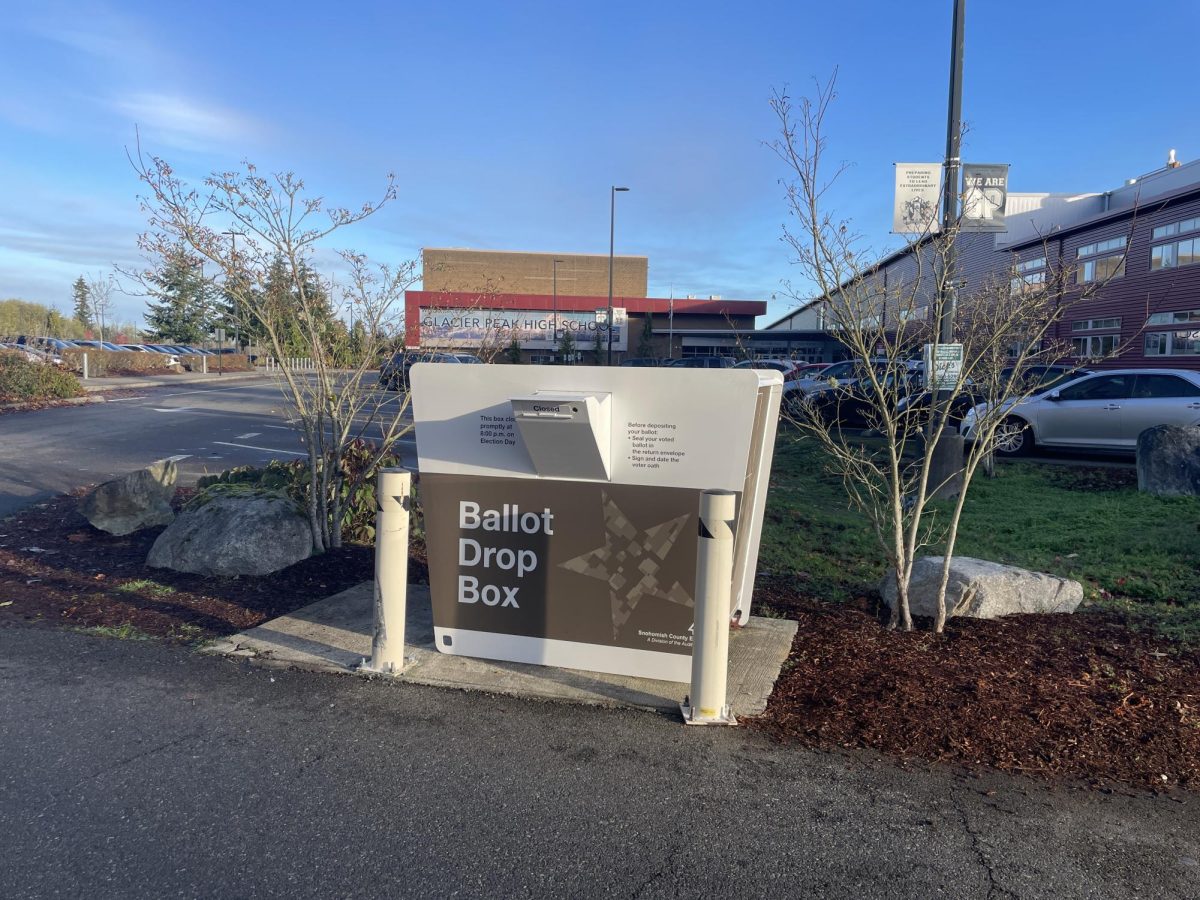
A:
<box><xmin>960</xmin><ymin>368</ymin><xmax>1200</xmax><ymax>455</ymax></box>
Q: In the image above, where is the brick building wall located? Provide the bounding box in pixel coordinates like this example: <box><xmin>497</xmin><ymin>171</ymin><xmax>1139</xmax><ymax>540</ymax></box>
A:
<box><xmin>422</xmin><ymin>248</ymin><xmax>648</xmax><ymax>299</ymax></box>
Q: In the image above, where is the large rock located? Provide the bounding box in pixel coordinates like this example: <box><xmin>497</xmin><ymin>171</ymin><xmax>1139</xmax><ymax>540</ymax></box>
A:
<box><xmin>80</xmin><ymin>459</ymin><xmax>178</xmax><ymax>535</ymax></box>
<box><xmin>147</xmin><ymin>494</ymin><xmax>312</xmax><ymax>576</ymax></box>
<box><xmin>1137</xmin><ymin>425</ymin><xmax>1200</xmax><ymax>497</ymax></box>
<box><xmin>881</xmin><ymin>556</ymin><xmax>1083</xmax><ymax>620</ymax></box>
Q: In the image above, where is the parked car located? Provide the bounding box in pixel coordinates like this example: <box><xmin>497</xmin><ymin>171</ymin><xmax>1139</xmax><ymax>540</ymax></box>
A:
<box><xmin>379</xmin><ymin>351</ymin><xmax>481</xmax><ymax>390</ymax></box>
<box><xmin>896</xmin><ymin>364</ymin><xmax>1092</xmax><ymax>428</ymax></box>
<box><xmin>664</xmin><ymin>356</ymin><xmax>736</xmax><ymax>368</ymax></box>
<box><xmin>733</xmin><ymin>358</ymin><xmax>800</xmax><ymax>377</ymax></box>
<box><xmin>619</xmin><ymin>357</ymin><xmax>662</xmax><ymax>367</ymax></box>
<box><xmin>72</xmin><ymin>340</ymin><xmax>131</xmax><ymax>352</ymax></box>
<box><xmin>800</xmin><ymin>368</ymin><xmax>922</xmax><ymax>428</ymax></box>
<box><xmin>1</xmin><ymin>342</ymin><xmax>59</xmax><ymax>364</ymax></box>
<box><xmin>960</xmin><ymin>369</ymin><xmax>1200</xmax><ymax>456</ymax></box>
<box><xmin>33</xmin><ymin>338</ymin><xmax>79</xmax><ymax>353</ymax></box>
<box><xmin>790</xmin><ymin>359</ymin><xmax>893</xmax><ymax>397</ymax></box>
<box><xmin>791</xmin><ymin>362</ymin><xmax>833</xmax><ymax>378</ymax></box>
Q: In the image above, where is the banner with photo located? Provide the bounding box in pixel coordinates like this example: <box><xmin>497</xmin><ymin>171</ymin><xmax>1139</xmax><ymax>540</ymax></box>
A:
<box><xmin>892</xmin><ymin>162</ymin><xmax>942</xmax><ymax>234</ymax></box>
<box><xmin>961</xmin><ymin>163</ymin><xmax>1009</xmax><ymax>232</ymax></box>
<box><xmin>418</xmin><ymin>308</ymin><xmax>626</xmax><ymax>351</ymax></box>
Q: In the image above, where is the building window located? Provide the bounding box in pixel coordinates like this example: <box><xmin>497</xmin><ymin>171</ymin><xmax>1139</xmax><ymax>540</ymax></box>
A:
<box><xmin>1073</xmin><ymin>237</ymin><xmax>1126</xmax><ymax>284</ymax></box>
<box><xmin>1072</xmin><ymin>334</ymin><xmax>1119</xmax><ymax>358</ymax></box>
<box><xmin>1076</xmin><ymin>237</ymin><xmax>1127</xmax><ymax>258</ymax></box>
<box><xmin>1071</xmin><ymin>317</ymin><xmax>1121</xmax><ymax>332</ymax></box>
<box><xmin>1151</xmin><ymin>216</ymin><xmax>1200</xmax><ymax>241</ymax></box>
<box><xmin>1144</xmin><ymin>330</ymin><xmax>1200</xmax><ymax>356</ymax></box>
<box><xmin>1010</xmin><ymin>256</ymin><xmax>1047</xmax><ymax>294</ymax></box>
<box><xmin>1147</xmin><ymin>308</ymin><xmax>1200</xmax><ymax>326</ymax></box>
<box><xmin>1150</xmin><ymin>237</ymin><xmax>1200</xmax><ymax>271</ymax></box>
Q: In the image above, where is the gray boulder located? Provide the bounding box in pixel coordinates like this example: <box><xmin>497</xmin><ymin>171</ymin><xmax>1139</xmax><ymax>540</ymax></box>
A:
<box><xmin>881</xmin><ymin>556</ymin><xmax>1083</xmax><ymax>620</ymax></box>
<box><xmin>80</xmin><ymin>459</ymin><xmax>178</xmax><ymax>535</ymax></box>
<box><xmin>147</xmin><ymin>494</ymin><xmax>312</xmax><ymax>576</ymax></box>
<box><xmin>1137</xmin><ymin>425</ymin><xmax>1200</xmax><ymax>497</ymax></box>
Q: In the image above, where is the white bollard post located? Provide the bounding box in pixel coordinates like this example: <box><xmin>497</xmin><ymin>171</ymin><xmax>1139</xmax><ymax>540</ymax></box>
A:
<box><xmin>360</xmin><ymin>468</ymin><xmax>411</xmax><ymax>675</ymax></box>
<box><xmin>681</xmin><ymin>489</ymin><xmax>737</xmax><ymax>725</ymax></box>
<box><xmin>81</xmin><ymin>353</ymin><xmax>88</xmax><ymax>380</ymax></box>
<box><xmin>202</xmin><ymin>355</ymin><xmax>207</xmax><ymax>375</ymax></box>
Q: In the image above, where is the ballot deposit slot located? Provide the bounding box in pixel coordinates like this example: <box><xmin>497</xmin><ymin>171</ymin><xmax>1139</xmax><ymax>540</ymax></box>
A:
<box><xmin>410</xmin><ymin>365</ymin><xmax>782</xmax><ymax>682</ymax></box>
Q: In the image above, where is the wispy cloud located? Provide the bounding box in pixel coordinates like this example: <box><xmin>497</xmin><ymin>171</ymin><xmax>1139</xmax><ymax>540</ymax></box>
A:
<box><xmin>20</xmin><ymin>3</ymin><xmax>164</xmax><ymax>70</ymax></box>
<box><xmin>111</xmin><ymin>92</ymin><xmax>265</xmax><ymax>152</ymax></box>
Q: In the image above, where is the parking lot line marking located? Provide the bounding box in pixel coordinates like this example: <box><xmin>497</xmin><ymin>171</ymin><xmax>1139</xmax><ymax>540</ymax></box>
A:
<box><xmin>155</xmin><ymin>386</ymin><xmax>267</xmax><ymax>398</ymax></box>
<box><xmin>150</xmin><ymin>407</ymin><xmax>194</xmax><ymax>413</ymax></box>
<box><xmin>164</xmin><ymin>454</ymin><xmax>192</xmax><ymax>462</ymax></box>
<box><xmin>212</xmin><ymin>441</ymin><xmax>306</xmax><ymax>456</ymax></box>
<box><xmin>104</xmin><ymin>396</ymin><xmax>147</xmax><ymax>402</ymax></box>
<box><xmin>234</xmin><ymin>432</ymin><xmax>262</xmax><ymax>439</ymax></box>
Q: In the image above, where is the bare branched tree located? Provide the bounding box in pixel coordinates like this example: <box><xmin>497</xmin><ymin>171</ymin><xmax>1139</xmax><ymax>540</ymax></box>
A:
<box><xmin>86</xmin><ymin>273</ymin><xmax>116</xmax><ymax>343</ymax></box>
<box><xmin>771</xmin><ymin>74</ymin><xmax>1128</xmax><ymax>632</ymax></box>
<box><xmin>130</xmin><ymin>147</ymin><xmax>418</xmax><ymax>553</ymax></box>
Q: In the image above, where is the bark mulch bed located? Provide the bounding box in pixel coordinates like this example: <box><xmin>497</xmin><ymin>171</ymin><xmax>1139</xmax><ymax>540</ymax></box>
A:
<box><xmin>0</xmin><ymin>490</ymin><xmax>426</xmax><ymax>643</ymax></box>
<box><xmin>747</xmin><ymin>578</ymin><xmax>1200</xmax><ymax>792</ymax></box>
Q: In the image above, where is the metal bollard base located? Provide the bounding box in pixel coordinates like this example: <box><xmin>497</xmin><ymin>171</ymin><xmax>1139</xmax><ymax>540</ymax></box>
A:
<box><xmin>679</xmin><ymin>698</ymin><xmax>738</xmax><ymax>726</ymax></box>
<box><xmin>356</xmin><ymin>657</ymin><xmax>405</xmax><ymax>677</ymax></box>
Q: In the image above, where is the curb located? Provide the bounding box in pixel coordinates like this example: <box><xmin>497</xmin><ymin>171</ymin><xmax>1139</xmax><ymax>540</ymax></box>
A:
<box><xmin>0</xmin><ymin>395</ymin><xmax>105</xmax><ymax>412</ymax></box>
<box><xmin>80</xmin><ymin>371</ymin><xmax>270</xmax><ymax>392</ymax></box>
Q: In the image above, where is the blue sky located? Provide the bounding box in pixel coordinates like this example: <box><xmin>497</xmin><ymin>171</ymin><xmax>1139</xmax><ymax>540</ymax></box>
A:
<box><xmin>2</xmin><ymin>0</ymin><xmax>1199</xmax><ymax>326</ymax></box>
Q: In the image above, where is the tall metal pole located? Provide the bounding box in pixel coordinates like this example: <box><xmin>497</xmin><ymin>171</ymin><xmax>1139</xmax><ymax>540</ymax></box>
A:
<box><xmin>607</xmin><ymin>186</ymin><xmax>629</xmax><ymax>366</ymax></box>
<box><xmin>553</xmin><ymin>258</ymin><xmax>563</xmax><ymax>361</ymax></box>
<box><xmin>668</xmin><ymin>288</ymin><xmax>675</xmax><ymax>359</ymax></box>
<box><xmin>928</xmin><ymin>0</ymin><xmax>967</xmax><ymax>500</ymax></box>
<box><xmin>939</xmin><ymin>0</ymin><xmax>965</xmax><ymax>346</ymax></box>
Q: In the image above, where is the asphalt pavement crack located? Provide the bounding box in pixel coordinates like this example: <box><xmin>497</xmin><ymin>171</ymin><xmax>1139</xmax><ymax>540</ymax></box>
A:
<box><xmin>951</xmin><ymin>793</ymin><xmax>1019</xmax><ymax>900</ymax></box>
<box><xmin>73</xmin><ymin>730</ymin><xmax>204</xmax><ymax>790</ymax></box>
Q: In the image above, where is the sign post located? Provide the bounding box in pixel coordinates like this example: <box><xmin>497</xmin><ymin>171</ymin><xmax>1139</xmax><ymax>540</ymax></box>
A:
<box><xmin>923</xmin><ymin>342</ymin><xmax>964</xmax><ymax>392</ymax></box>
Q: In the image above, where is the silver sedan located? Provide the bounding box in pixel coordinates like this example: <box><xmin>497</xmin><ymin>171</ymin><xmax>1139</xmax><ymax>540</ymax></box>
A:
<box><xmin>960</xmin><ymin>368</ymin><xmax>1200</xmax><ymax>455</ymax></box>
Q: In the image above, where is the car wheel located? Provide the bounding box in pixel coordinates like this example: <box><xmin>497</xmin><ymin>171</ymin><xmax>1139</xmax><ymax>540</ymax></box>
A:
<box><xmin>994</xmin><ymin>417</ymin><xmax>1032</xmax><ymax>457</ymax></box>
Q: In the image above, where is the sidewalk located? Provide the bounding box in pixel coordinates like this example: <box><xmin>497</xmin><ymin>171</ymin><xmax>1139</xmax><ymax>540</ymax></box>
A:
<box><xmin>204</xmin><ymin>581</ymin><xmax>798</xmax><ymax>715</ymax></box>
<box><xmin>80</xmin><ymin>369</ymin><xmax>272</xmax><ymax>392</ymax></box>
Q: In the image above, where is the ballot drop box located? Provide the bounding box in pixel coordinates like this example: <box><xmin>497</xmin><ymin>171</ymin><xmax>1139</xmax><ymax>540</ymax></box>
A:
<box><xmin>410</xmin><ymin>365</ymin><xmax>783</xmax><ymax>682</ymax></box>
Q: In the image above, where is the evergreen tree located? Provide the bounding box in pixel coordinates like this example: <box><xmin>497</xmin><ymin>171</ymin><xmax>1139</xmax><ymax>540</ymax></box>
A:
<box><xmin>143</xmin><ymin>248</ymin><xmax>216</xmax><ymax>344</ymax></box>
<box><xmin>556</xmin><ymin>328</ymin><xmax>576</xmax><ymax>365</ymax></box>
<box><xmin>637</xmin><ymin>312</ymin><xmax>655</xmax><ymax>357</ymax></box>
<box><xmin>72</xmin><ymin>277</ymin><xmax>93</xmax><ymax>329</ymax></box>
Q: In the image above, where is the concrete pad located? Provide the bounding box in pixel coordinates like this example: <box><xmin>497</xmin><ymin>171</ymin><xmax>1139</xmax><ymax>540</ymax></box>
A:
<box><xmin>204</xmin><ymin>582</ymin><xmax>797</xmax><ymax>716</ymax></box>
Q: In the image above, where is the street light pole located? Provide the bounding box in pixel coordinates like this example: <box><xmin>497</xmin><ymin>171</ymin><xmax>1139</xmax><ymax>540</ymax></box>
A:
<box><xmin>939</xmin><ymin>0</ymin><xmax>965</xmax><ymax>347</ymax></box>
<box><xmin>607</xmin><ymin>186</ymin><xmax>629</xmax><ymax>366</ymax></box>
<box><xmin>222</xmin><ymin>230</ymin><xmax>246</xmax><ymax>354</ymax></box>
<box><xmin>553</xmin><ymin>258</ymin><xmax>563</xmax><ymax>362</ymax></box>
<box><xmin>927</xmin><ymin>0</ymin><xmax>967</xmax><ymax>500</ymax></box>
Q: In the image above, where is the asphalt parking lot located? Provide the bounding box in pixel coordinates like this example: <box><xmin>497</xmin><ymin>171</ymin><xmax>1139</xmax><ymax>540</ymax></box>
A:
<box><xmin>0</xmin><ymin>381</ymin><xmax>416</xmax><ymax>518</ymax></box>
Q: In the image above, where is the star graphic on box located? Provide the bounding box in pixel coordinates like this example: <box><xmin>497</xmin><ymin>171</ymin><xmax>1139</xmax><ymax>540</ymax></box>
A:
<box><xmin>559</xmin><ymin>491</ymin><xmax>693</xmax><ymax>639</ymax></box>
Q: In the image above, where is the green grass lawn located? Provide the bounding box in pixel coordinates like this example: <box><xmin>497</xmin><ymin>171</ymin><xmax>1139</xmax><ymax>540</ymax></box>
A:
<box><xmin>760</xmin><ymin>433</ymin><xmax>1200</xmax><ymax>639</ymax></box>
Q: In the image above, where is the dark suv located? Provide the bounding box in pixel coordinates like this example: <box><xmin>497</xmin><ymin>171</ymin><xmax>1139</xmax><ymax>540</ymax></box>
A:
<box><xmin>379</xmin><ymin>351</ymin><xmax>482</xmax><ymax>390</ymax></box>
<box><xmin>664</xmin><ymin>356</ymin><xmax>736</xmax><ymax>369</ymax></box>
